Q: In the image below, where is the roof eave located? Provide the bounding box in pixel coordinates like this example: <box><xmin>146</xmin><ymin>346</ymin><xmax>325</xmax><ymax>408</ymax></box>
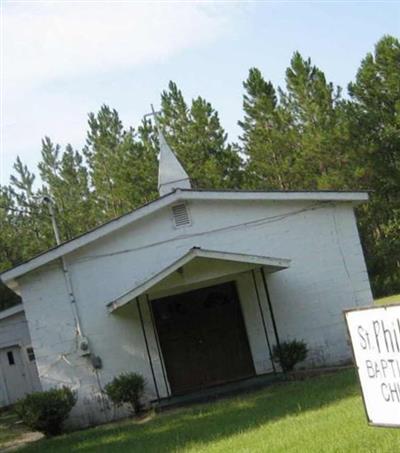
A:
<box><xmin>107</xmin><ymin>248</ymin><xmax>291</xmax><ymax>313</ymax></box>
<box><xmin>0</xmin><ymin>303</ymin><xmax>24</xmax><ymax>320</ymax></box>
<box><xmin>183</xmin><ymin>190</ymin><xmax>369</xmax><ymax>203</ymax></box>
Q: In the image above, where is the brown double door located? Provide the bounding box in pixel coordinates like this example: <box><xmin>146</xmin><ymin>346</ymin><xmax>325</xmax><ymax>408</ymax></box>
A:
<box><xmin>151</xmin><ymin>282</ymin><xmax>255</xmax><ymax>395</ymax></box>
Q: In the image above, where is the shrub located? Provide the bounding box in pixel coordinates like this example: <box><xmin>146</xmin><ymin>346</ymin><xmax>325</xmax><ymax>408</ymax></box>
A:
<box><xmin>272</xmin><ymin>340</ymin><xmax>308</xmax><ymax>372</ymax></box>
<box><xmin>105</xmin><ymin>372</ymin><xmax>145</xmax><ymax>415</ymax></box>
<box><xmin>15</xmin><ymin>386</ymin><xmax>76</xmax><ymax>436</ymax></box>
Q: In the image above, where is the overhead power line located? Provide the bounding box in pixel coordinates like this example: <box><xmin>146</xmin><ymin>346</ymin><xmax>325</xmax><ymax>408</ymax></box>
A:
<box><xmin>0</xmin><ymin>204</ymin><xmax>51</xmax><ymax>216</ymax></box>
<box><xmin>77</xmin><ymin>202</ymin><xmax>332</xmax><ymax>264</ymax></box>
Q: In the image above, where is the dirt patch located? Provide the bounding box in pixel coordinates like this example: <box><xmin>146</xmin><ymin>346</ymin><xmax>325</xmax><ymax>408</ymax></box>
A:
<box><xmin>1</xmin><ymin>431</ymin><xmax>43</xmax><ymax>452</ymax></box>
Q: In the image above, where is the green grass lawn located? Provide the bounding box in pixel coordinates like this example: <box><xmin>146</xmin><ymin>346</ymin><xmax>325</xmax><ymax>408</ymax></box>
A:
<box><xmin>15</xmin><ymin>369</ymin><xmax>400</xmax><ymax>453</ymax></box>
<box><xmin>375</xmin><ymin>294</ymin><xmax>400</xmax><ymax>306</ymax></box>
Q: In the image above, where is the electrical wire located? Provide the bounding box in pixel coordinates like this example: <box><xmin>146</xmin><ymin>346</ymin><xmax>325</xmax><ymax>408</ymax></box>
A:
<box><xmin>77</xmin><ymin>202</ymin><xmax>331</xmax><ymax>264</ymax></box>
<box><xmin>0</xmin><ymin>205</ymin><xmax>31</xmax><ymax>215</ymax></box>
<box><xmin>0</xmin><ymin>204</ymin><xmax>51</xmax><ymax>217</ymax></box>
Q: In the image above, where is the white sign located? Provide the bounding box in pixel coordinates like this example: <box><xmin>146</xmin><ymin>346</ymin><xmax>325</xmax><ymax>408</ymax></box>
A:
<box><xmin>345</xmin><ymin>304</ymin><xmax>400</xmax><ymax>427</ymax></box>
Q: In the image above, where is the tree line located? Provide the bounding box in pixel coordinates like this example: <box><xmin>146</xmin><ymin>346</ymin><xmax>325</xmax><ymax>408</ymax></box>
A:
<box><xmin>1</xmin><ymin>35</ymin><xmax>399</xmax><ymax>308</ymax></box>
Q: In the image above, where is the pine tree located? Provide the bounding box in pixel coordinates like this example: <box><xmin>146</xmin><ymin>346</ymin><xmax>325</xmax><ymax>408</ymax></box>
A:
<box><xmin>283</xmin><ymin>52</ymin><xmax>348</xmax><ymax>189</ymax></box>
<box><xmin>0</xmin><ymin>186</ymin><xmax>24</xmax><ymax>271</ymax></box>
<box><xmin>8</xmin><ymin>157</ymin><xmax>53</xmax><ymax>256</ymax></box>
<box><xmin>38</xmin><ymin>137</ymin><xmax>97</xmax><ymax>241</ymax></box>
<box><xmin>10</xmin><ymin>156</ymin><xmax>36</xmax><ymax>202</ymax></box>
<box><xmin>84</xmin><ymin>105</ymin><xmax>158</xmax><ymax>218</ymax></box>
<box><xmin>239</xmin><ymin>68</ymin><xmax>299</xmax><ymax>190</ymax></box>
<box><xmin>348</xmin><ymin>35</ymin><xmax>400</xmax><ymax>295</ymax></box>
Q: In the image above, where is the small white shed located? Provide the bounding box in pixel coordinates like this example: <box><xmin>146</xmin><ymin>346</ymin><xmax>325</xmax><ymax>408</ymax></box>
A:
<box><xmin>0</xmin><ymin>305</ymin><xmax>41</xmax><ymax>406</ymax></box>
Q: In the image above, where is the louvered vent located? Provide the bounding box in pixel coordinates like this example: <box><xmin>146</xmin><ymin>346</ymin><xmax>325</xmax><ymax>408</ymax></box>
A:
<box><xmin>172</xmin><ymin>203</ymin><xmax>191</xmax><ymax>228</ymax></box>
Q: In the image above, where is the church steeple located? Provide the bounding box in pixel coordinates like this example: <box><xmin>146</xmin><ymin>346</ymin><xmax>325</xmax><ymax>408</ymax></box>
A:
<box><xmin>157</xmin><ymin>130</ymin><xmax>192</xmax><ymax>196</ymax></box>
<box><xmin>149</xmin><ymin>105</ymin><xmax>191</xmax><ymax>197</ymax></box>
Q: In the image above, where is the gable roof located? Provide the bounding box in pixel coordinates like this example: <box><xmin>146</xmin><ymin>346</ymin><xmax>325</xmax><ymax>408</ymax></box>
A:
<box><xmin>107</xmin><ymin>247</ymin><xmax>290</xmax><ymax>312</ymax></box>
<box><xmin>0</xmin><ymin>189</ymin><xmax>368</xmax><ymax>284</ymax></box>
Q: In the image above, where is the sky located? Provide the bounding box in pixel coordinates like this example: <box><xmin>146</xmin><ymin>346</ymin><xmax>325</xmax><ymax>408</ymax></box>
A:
<box><xmin>1</xmin><ymin>1</ymin><xmax>399</xmax><ymax>185</ymax></box>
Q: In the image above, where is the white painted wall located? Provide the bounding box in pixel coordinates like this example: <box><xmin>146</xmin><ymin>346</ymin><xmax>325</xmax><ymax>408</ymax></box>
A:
<box><xmin>18</xmin><ymin>198</ymin><xmax>372</xmax><ymax>426</ymax></box>
<box><xmin>0</xmin><ymin>306</ymin><xmax>41</xmax><ymax>406</ymax></box>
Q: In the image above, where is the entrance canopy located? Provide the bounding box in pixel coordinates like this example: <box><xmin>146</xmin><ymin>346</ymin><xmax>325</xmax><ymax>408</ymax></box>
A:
<box><xmin>107</xmin><ymin>247</ymin><xmax>290</xmax><ymax>313</ymax></box>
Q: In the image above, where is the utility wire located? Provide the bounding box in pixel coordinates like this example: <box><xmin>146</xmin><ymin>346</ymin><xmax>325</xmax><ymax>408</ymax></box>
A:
<box><xmin>77</xmin><ymin>202</ymin><xmax>331</xmax><ymax>264</ymax></box>
<box><xmin>0</xmin><ymin>204</ymin><xmax>51</xmax><ymax>217</ymax></box>
<box><xmin>0</xmin><ymin>205</ymin><xmax>31</xmax><ymax>215</ymax></box>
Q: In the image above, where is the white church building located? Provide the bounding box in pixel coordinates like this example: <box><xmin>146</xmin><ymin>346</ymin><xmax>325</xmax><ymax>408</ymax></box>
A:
<box><xmin>0</xmin><ymin>126</ymin><xmax>373</xmax><ymax>426</ymax></box>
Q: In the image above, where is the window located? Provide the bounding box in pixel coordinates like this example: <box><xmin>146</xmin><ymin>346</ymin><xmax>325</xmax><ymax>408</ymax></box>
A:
<box><xmin>7</xmin><ymin>351</ymin><xmax>15</xmax><ymax>366</ymax></box>
<box><xmin>26</xmin><ymin>347</ymin><xmax>36</xmax><ymax>362</ymax></box>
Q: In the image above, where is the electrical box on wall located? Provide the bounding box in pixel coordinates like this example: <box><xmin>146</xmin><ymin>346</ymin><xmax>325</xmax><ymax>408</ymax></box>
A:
<box><xmin>77</xmin><ymin>335</ymin><xmax>91</xmax><ymax>356</ymax></box>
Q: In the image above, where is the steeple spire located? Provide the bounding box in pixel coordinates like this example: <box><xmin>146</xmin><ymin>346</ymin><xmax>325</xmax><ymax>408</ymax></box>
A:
<box><xmin>148</xmin><ymin>105</ymin><xmax>191</xmax><ymax>196</ymax></box>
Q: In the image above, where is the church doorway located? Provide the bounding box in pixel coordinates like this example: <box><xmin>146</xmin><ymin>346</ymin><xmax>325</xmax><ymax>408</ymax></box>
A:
<box><xmin>151</xmin><ymin>281</ymin><xmax>255</xmax><ymax>395</ymax></box>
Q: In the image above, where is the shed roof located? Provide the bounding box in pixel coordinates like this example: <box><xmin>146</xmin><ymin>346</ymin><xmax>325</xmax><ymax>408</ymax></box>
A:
<box><xmin>0</xmin><ymin>189</ymin><xmax>368</xmax><ymax>284</ymax></box>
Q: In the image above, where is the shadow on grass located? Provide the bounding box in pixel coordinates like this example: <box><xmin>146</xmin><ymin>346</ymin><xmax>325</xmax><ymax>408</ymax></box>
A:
<box><xmin>21</xmin><ymin>369</ymin><xmax>359</xmax><ymax>453</ymax></box>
